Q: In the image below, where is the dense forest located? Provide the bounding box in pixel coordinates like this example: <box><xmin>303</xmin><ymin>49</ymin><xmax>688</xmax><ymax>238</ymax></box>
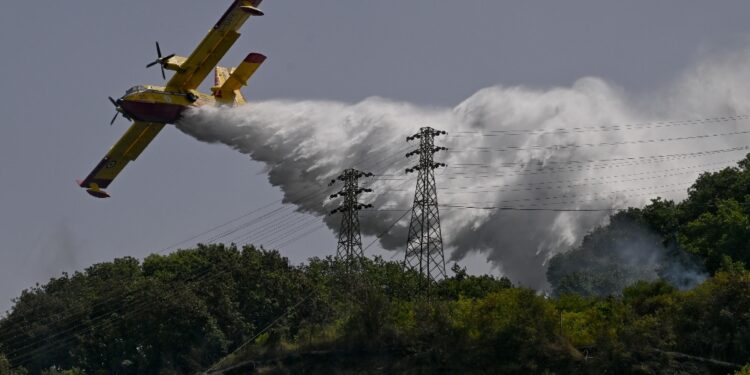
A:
<box><xmin>4</xmin><ymin>156</ymin><xmax>750</xmax><ymax>374</ymax></box>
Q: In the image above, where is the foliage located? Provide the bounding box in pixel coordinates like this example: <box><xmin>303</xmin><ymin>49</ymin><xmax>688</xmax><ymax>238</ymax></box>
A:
<box><xmin>548</xmin><ymin>154</ymin><xmax>750</xmax><ymax>297</ymax></box>
<box><xmin>671</xmin><ymin>156</ymin><xmax>750</xmax><ymax>272</ymax></box>
<box><xmin>0</xmin><ymin>352</ymin><xmax>26</xmax><ymax>375</ymax></box>
<box><xmin>435</xmin><ymin>263</ymin><xmax>513</xmax><ymax>299</ymax></box>
<box><xmin>2</xmin><ymin>243</ymin><xmax>750</xmax><ymax>374</ymax></box>
<box><xmin>0</xmin><ymin>245</ymin><xmax>308</xmax><ymax>374</ymax></box>
<box><xmin>679</xmin><ymin>198</ymin><xmax>750</xmax><ymax>273</ymax></box>
<box><xmin>5</xmin><ymin>156</ymin><xmax>750</xmax><ymax>373</ymax></box>
<box><xmin>671</xmin><ymin>267</ymin><xmax>750</xmax><ymax>364</ymax></box>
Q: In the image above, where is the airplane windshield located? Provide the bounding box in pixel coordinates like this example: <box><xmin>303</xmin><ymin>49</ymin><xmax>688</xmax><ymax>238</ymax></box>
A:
<box><xmin>125</xmin><ymin>85</ymin><xmax>146</xmax><ymax>95</ymax></box>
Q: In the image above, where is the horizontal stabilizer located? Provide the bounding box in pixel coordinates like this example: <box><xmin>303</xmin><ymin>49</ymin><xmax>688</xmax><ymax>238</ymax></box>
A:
<box><xmin>220</xmin><ymin>53</ymin><xmax>266</xmax><ymax>92</ymax></box>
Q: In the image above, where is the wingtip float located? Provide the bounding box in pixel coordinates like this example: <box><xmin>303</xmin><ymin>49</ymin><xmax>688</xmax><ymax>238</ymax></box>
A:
<box><xmin>78</xmin><ymin>0</ymin><xmax>267</xmax><ymax>198</ymax></box>
<box><xmin>76</xmin><ymin>180</ymin><xmax>111</xmax><ymax>199</ymax></box>
<box><xmin>240</xmin><ymin>5</ymin><xmax>264</xmax><ymax>16</ymax></box>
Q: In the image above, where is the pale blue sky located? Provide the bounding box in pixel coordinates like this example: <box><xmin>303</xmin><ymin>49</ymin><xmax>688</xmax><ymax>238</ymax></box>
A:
<box><xmin>1</xmin><ymin>0</ymin><xmax>749</xmax><ymax>311</ymax></box>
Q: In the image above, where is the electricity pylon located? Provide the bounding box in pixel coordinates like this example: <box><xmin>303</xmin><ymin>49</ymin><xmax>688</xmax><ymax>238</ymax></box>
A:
<box><xmin>329</xmin><ymin>168</ymin><xmax>374</xmax><ymax>268</ymax></box>
<box><xmin>404</xmin><ymin>127</ymin><xmax>448</xmax><ymax>292</ymax></box>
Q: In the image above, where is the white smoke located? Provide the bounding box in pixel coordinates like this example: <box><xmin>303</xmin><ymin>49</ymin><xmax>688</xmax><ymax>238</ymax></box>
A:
<box><xmin>546</xmin><ymin>216</ymin><xmax>708</xmax><ymax>297</ymax></box>
<box><xmin>177</xmin><ymin>49</ymin><xmax>750</xmax><ymax>289</ymax></box>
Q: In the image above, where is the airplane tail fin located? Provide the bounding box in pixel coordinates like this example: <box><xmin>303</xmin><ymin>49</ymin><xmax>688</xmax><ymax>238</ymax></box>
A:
<box><xmin>212</xmin><ymin>52</ymin><xmax>266</xmax><ymax>106</ymax></box>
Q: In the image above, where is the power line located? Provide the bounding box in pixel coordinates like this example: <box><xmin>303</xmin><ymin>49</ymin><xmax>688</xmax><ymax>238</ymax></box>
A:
<box><xmin>447</xmin><ymin>129</ymin><xmax>750</xmax><ymax>153</ymax></box>
<box><xmin>375</xmin><ymin>185</ymin><xmax>683</xmax><ymax>213</ymax></box>
<box><xmin>383</xmin><ymin>160</ymin><xmax>734</xmax><ymax>195</ymax></box>
<box><xmin>449</xmin><ymin>114</ymin><xmax>749</xmax><ymax>136</ymax></box>
<box><xmin>376</xmin><ymin>188</ymin><xmax>684</xmax><ymax>213</ymax></box>
<box><xmin>370</xmin><ymin>207</ymin><xmax>617</xmax><ymax>212</ymax></box>
<box><xmin>447</xmin><ymin>146</ymin><xmax>749</xmax><ymax>169</ymax></box>
<box><xmin>378</xmin><ymin>145</ymin><xmax>750</xmax><ymax>180</ymax></box>
<box><xmin>238</xmin><ymin>214</ymin><xmax>320</xmax><ymax>246</ymax></box>
<box><xmin>440</xmin><ymin>151</ymin><xmax>747</xmax><ymax>181</ymax></box>
<box><xmin>228</xmin><ymin>210</ymin><xmax>312</xmax><ymax>244</ymax></box>
<box><xmin>206</xmin><ymin>150</ymin><xmax>412</xmax><ymax>247</ymax></box>
<box><xmin>382</xmin><ymin>146</ymin><xmax>750</xmax><ymax>181</ymax></box>
<box><xmin>445</xmin><ymin>188</ymin><xmax>682</xmax><ymax>208</ymax></box>
<box><xmin>449</xmin><ymin>184</ymin><xmax>684</xmax><ymax>205</ymax></box>
<box><xmin>271</xmin><ymin>222</ymin><xmax>329</xmax><ymax>250</ymax></box>
<box><xmin>439</xmin><ymin>205</ymin><xmax>619</xmax><ymax>212</ymax></box>
<box><xmin>171</xmin><ymin>144</ymin><xmax>412</xmax><ymax>248</ymax></box>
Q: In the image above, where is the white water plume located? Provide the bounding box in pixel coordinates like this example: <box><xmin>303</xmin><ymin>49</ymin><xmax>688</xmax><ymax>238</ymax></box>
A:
<box><xmin>177</xmin><ymin>49</ymin><xmax>750</xmax><ymax>289</ymax></box>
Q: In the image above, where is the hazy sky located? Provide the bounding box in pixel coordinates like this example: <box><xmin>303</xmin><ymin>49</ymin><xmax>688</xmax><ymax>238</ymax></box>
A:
<box><xmin>1</xmin><ymin>0</ymin><xmax>749</xmax><ymax>312</ymax></box>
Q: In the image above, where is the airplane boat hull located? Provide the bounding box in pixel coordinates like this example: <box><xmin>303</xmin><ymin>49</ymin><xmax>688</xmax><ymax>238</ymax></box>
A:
<box><xmin>120</xmin><ymin>100</ymin><xmax>189</xmax><ymax>124</ymax></box>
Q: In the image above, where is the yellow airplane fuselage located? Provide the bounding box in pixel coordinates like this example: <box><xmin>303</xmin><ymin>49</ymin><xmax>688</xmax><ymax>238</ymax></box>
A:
<box><xmin>115</xmin><ymin>85</ymin><xmax>220</xmax><ymax>124</ymax></box>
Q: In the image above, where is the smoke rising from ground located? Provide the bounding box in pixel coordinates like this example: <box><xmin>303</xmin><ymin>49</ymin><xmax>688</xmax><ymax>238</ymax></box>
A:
<box><xmin>177</xmin><ymin>49</ymin><xmax>750</xmax><ymax>289</ymax></box>
<box><xmin>547</xmin><ymin>217</ymin><xmax>707</xmax><ymax>297</ymax></box>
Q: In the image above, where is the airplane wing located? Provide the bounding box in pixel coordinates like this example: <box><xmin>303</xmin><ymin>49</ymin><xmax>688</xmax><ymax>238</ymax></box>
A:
<box><xmin>78</xmin><ymin>121</ymin><xmax>166</xmax><ymax>198</ymax></box>
<box><xmin>166</xmin><ymin>0</ymin><xmax>264</xmax><ymax>91</ymax></box>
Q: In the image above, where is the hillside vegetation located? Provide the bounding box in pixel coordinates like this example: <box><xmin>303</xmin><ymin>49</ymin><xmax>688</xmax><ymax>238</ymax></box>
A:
<box><xmin>4</xmin><ymin>156</ymin><xmax>750</xmax><ymax>374</ymax></box>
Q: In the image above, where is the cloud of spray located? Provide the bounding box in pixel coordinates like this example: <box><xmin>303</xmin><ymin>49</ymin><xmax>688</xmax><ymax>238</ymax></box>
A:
<box><xmin>177</xmin><ymin>49</ymin><xmax>750</xmax><ymax>290</ymax></box>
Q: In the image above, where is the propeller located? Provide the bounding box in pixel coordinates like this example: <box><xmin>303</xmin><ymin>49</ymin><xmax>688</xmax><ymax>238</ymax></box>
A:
<box><xmin>108</xmin><ymin>96</ymin><xmax>130</xmax><ymax>125</ymax></box>
<box><xmin>146</xmin><ymin>41</ymin><xmax>175</xmax><ymax>80</ymax></box>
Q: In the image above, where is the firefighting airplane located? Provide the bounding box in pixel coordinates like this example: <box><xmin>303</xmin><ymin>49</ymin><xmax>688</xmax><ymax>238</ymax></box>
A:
<box><xmin>77</xmin><ymin>0</ymin><xmax>266</xmax><ymax>198</ymax></box>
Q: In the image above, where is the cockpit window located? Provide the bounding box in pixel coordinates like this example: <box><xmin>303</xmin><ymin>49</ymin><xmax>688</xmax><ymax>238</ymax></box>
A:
<box><xmin>125</xmin><ymin>85</ymin><xmax>146</xmax><ymax>95</ymax></box>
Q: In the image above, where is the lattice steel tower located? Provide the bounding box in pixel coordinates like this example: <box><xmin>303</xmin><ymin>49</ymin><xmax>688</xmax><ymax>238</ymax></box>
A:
<box><xmin>329</xmin><ymin>169</ymin><xmax>374</xmax><ymax>264</ymax></box>
<box><xmin>404</xmin><ymin>127</ymin><xmax>448</xmax><ymax>290</ymax></box>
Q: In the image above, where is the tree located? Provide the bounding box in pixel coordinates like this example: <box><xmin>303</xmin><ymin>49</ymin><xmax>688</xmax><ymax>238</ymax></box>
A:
<box><xmin>435</xmin><ymin>263</ymin><xmax>512</xmax><ymax>300</ymax></box>
<box><xmin>679</xmin><ymin>198</ymin><xmax>750</xmax><ymax>273</ymax></box>
<box><xmin>671</xmin><ymin>266</ymin><xmax>750</xmax><ymax>363</ymax></box>
<box><xmin>0</xmin><ymin>354</ymin><xmax>10</xmax><ymax>375</ymax></box>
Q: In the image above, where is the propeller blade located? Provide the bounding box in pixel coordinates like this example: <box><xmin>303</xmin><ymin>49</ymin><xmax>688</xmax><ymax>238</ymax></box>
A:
<box><xmin>110</xmin><ymin>112</ymin><xmax>119</xmax><ymax>126</ymax></box>
<box><xmin>108</xmin><ymin>96</ymin><xmax>117</xmax><ymax>106</ymax></box>
<box><xmin>147</xmin><ymin>42</ymin><xmax>174</xmax><ymax>78</ymax></box>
